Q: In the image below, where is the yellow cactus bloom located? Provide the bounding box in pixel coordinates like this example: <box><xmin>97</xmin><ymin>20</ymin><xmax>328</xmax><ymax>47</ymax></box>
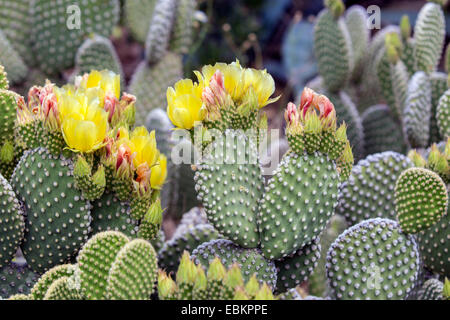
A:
<box><xmin>242</xmin><ymin>68</ymin><xmax>278</xmax><ymax>108</ymax></box>
<box><xmin>61</xmin><ymin>105</ymin><xmax>109</xmax><ymax>153</ymax></box>
<box><xmin>128</xmin><ymin>126</ymin><xmax>160</xmax><ymax>169</ymax></box>
<box><xmin>78</xmin><ymin>70</ymin><xmax>121</xmax><ymax>102</ymax></box>
<box><xmin>166</xmin><ymin>79</ymin><xmax>206</xmax><ymax>130</ymax></box>
<box><xmin>150</xmin><ymin>154</ymin><xmax>167</xmax><ymax>189</ymax></box>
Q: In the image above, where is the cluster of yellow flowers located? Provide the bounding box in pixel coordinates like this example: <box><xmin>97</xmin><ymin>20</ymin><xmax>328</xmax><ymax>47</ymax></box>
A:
<box><xmin>166</xmin><ymin>61</ymin><xmax>278</xmax><ymax>130</ymax></box>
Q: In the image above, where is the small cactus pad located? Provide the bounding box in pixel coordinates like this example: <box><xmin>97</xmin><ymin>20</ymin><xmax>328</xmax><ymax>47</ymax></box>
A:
<box><xmin>395</xmin><ymin>168</ymin><xmax>448</xmax><ymax>234</ymax></box>
<box><xmin>416</xmin><ymin>209</ymin><xmax>449</xmax><ymax>276</ymax></box>
<box><xmin>90</xmin><ymin>191</ymin><xmax>138</xmax><ymax>238</ymax></box>
<box><xmin>75</xmin><ymin>35</ymin><xmax>124</xmax><ymax>79</ymax></box>
<box><xmin>259</xmin><ymin>152</ymin><xmax>339</xmax><ymax>260</ymax></box>
<box><xmin>437</xmin><ymin>89</ymin><xmax>450</xmax><ymax>138</ymax></box>
<box><xmin>0</xmin><ymin>262</ymin><xmax>39</xmax><ymax>298</ymax></box>
<box><xmin>337</xmin><ymin>152</ymin><xmax>413</xmax><ymax>225</ymax></box>
<box><xmin>192</xmin><ymin>239</ymin><xmax>277</xmax><ymax>289</ymax></box>
<box><xmin>275</xmin><ymin>237</ymin><xmax>321</xmax><ymax>293</ymax></box>
<box><xmin>414</xmin><ymin>2</ymin><xmax>445</xmax><ymax>73</ymax></box>
<box><xmin>30</xmin><ymin>264</ymin><xmax>76</xmax><ymax>300</ymax></box>
<box><xmin>170</xmin><ymin>0</ymin><xmax>197</xmax><ymax>54</ymax></box>
<box><xmin>314</xmin><ymin>7</ymin><xmax>353</xmax><ymax>92</ymax></box>
<box><xmin>77</xmin><ymin>231</ymin><xmax>129</xmax><ymax>299</ymax></box>
<box><xmin>43</xmin><ymin>276</ymin><xmax>83</xmax><ymax>300</ymax></box>
<box><xmin>195</xmin><ymin>132</ymin><xmax>263</xmax><ymax>248</ymax></box>
<box><xmin>128</xmin><ymin>53</ymin><xmax>182</xmax><ymax>126</ymax></box>
<box><xmin>361</xmin><ymin>105</ymin><xmax>407</xmax><ymax>155</ymax></box>
<box><xmin>145</xmin><ymin>0</ymin><xmax>177</xmax><ymax>64</ymax></box>
<box><xmin>0</xmin><ymin>29</ymin><xmax>27</xmax><ymax>85</ymax></box>
<box><xmin>418</xmin><ymin>278</ymin><xmax>444</xmax><ymax>300</ymax></box>
<box><xmin>0</xmin><ymin>173</ymin><xmax>24</xmax><ymax>268</ymax></box>
<box><xmin>158</xmin><ymin>223</ymin><xmax>220</xmax><ymax>275</ymax></box>
<box><xmin>430</xmin><ymin>72</ymin><xmax>447</xmax><ymax>143</ymax></box>
<box><xmin>105</xmin><ymin>239</ymin><xmax>158</xmax><ymax>299</ymax></box>
<box><xmin>11</xmin><ymin>148</ymin><xmax>91</xmax><ymax>274</ymax></box>
<box><xmin>403</xmin><ymin>71</ymin><xmax>432</xmax><ymax>148</ymax></box>
<box><xmin>345</xmin><ymin>5</ymin><xmax>369</xmax><ymax>81</ymax></box>
<box><xmin>326</xmin><ymin>218</ymin><xmax>420</xmax><ymax>300</ymax></box>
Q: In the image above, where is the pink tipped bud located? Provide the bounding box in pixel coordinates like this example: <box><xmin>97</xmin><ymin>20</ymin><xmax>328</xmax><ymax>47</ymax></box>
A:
<box><xmin>284</xmin><ymin>102</ymin><xmax>299</xmax><ymax>125</ymax></box>
<box><xmin>136</xmin><ymin>163</ymin><xmax>151</xmax><ymax>185</ymax></box>
<box><xmin>104</xmin><ymin>92</ymin><xmax>118</xmax><ymax>123</ymax></box>
<box><xmin>201</xmin><ymin>70</ymin><xmax>227</xmax><ymax>121</ymax></box>
<box><xmin>116</xmin><ymin>143</ymin><xmax>133</xmax><ymax>171</ymax></box>
<box><xmin>314</xmin><ymin>95</ymin><xmax>334</xmax><ymax>119</ymax></box>
<box><xmin>27</xmin><ymin>86</ymin><xmax>42</xmax><ymax>113</ymax></box>
<box><xmin>300</xmin><ymin>87</ymin><xmax>315</xmax><ymax>115</ymax></box>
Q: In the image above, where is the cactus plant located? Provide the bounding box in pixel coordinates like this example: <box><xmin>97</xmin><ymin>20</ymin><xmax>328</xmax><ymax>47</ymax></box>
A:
<box><xmin>418</xmin><ymin>278</ymin><xmax>444</xmax><ymax>300</ymax></box>
<box><xmin>0</xmin><ymin>261</ymin><xmax>39</xmax><ymax>298</ymax></box>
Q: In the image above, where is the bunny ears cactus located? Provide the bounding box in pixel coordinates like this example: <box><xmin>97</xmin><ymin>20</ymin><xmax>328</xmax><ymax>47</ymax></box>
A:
<box><xmin>166</xmin><ymin>61</ymin><xmax>279</xmax><ymax>132</ymax></box>
<box><xmin>284</xmin><ymin>87</ymin><xmax>353</xmax><ymax>180</ymax></box>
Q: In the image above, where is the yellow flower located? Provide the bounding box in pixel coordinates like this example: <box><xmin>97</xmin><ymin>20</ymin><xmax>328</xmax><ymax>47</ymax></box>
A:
<box><xmin>241</xmin><ymin>68</ymin><xmax>278</xmax><ymax>108</ymax></box>
<box><xmin>79</xmin><ymin>70</ymin><xmax>121</xmax><ymax>101</ymax></box>
<box><xmin>128</xmin><ymin>126</ymin><xmax>160</xmax><ymax>169</ymax></box>
<box><xmin>194</xmin><ymin>61</ymin><xmax>244</xmax><ymax>101</ymax></box>
<box><xmin>166</xmin><ymin>79</ymin><xmax>206</xmax><ymax>129</ymax></box>
<box><xmin>61</xmin><ymin>104</ymin><xmax>108</xmax><ymax>153</ymax></box>
<box><xmin>150</xmin><ymin>154</ymin><xmax>167</xmax><ymax>189</ymax></box>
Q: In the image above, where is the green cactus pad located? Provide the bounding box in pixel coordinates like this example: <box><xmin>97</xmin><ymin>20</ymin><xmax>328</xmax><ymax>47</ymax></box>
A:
<box><xmin>0</xmin><ymin>173</ymin><xmax>24</xmax><ymax>268</ymax></box>
<box><xmin>158</xmin><ymin>223</ymin><xmax>219</xmax><ymax>275</ymax></box>
<box><xmin>401</xmin><ymin>38</ymin><xmax>416</xmax><ymax>76</ymax></box>
<box><xmin>128</xmin><ymin>53</ymin><xmax>182</xmax><ymax>126</ymax></box>
<box><xmin>77</xmin><ymin>231</ymin><xmax>129</xmax><ymax>299</ymax></box>
<box><xmin>30</xmin><ymin>0</ymin><xmax>120</xmax><ymax>74</ymax></box>
<box><xmin>416</xmin><ymin>208</ymin><xmax>449</xmax><ymax>277</ymax></box>
<box><xmin>275</xmin><ymin>237</ymin><xmax>321</xmax><ymax>293</ymax></box>
<box><xmin>437</xmin><ymin>89</ymin><xmax>450</xmax><ymax>139</ymax></box>
<box><xmin>192</xmin><ymin>239</ymin><xmax>277</xmax><ymax>289</ymax></box>
<box><xmin>376</xmin><ymin>49</ymin><xmax>408</xmax><ymax>119</ymax></box>
<box><xmin>361</xmin><ymin>104</ymin><xmax>406</xmax><ymax>155</ymax></box>
<box><xmin>259</xmin><ymin>152</ymin><xmax>339</xmax><ymax>260</ymax></box>
<box><xmin>418</xmin><ymin>278</ymin><xmax>444</xmax><ymax>300</ymax></box>
<box><xmin>124</xmin><ymin>0</ymin><xmax>157</xmax><ymax>43</ymax></box>
<box><xmin>326</xmin><ymin>218</ymin><xmax>420</xmax><ymax>300</ymax></box>
<box><xmin>30</xmin><ymin>264</ymin><xmax>76</xmax><ymax>300</ymax></box>
<box><xmin>0</xmin><ymin>29</ymin><xmax>27</xmax><ymax>85</ymax></box>
<box><xmin>145</xmin><ymin>0</ymin><xmax>177</xmax><ymax>64</ymax></box>
<box><xmin>195</xmin><ymin>132</ymin><xmax>263</xmax><ymax>248</ymax></box>
<box><xmin>11</xmin><ymin>148</ymin><xmax>92</xmax><ymax>274</ymax></box>
<box><xmin>75</xmin><ymin>35</ymin><xmax>124</xmax><ymax>80</ymax></box>
<box><xmin>395</xmin><ymin>167</ymin><xmax>448</xmax><ymax>234</ymax></box>
<box><xmin>314</xmin><ymin>7</ymin><xmax>353</xmax><ymax>92</ymax></box>
<box><xmin>0</xmin><ymin>0</ymin><xmax>34</xmax><ymax>66</ymax></box>
<box><xmin>169</xmin><ymin>0</ymin><xmax>196</xmax><ymax>54</ymax></box>
<box><xmin>0</xmin><ymin>89</ymin><xmax>22</xmax><ymax>146</ymax></box>
<box><xmin>90</xmin><ymin>191</ymin><xmax>138</xmax><ymax>238</ymax></box>
<box><xmin>430</xmin><ymin>72</ymin><xmax>447</xmax><ymax>143</ymax></box>
<box><xmin>44</xmin><ymin>276</ymin><xmax>83</xmax><ymax>300</ymax></box>
<box><xmin>403</xmin><ymin>72</ymin><xmax>432</xmax><ymax>148</ymax></box>
<box><xmin>337</xmin><ymin>151</ymin><xmax>413</xmax><ymax>225</ymax></box>
<box><xmin>414</xmin><ymin>2</ymin><xmax>445</xmax><ymax>73</ymax></box>
<box><xmin>105</xmin><ymin>239</ymin><xmax>158</xmax><ymax>300</ymax></box>
<box><xmin>345</xmin><ymin>5</ymin><xmax>369</xmax><ymax>82</ymax></box>
<box><xmin>0</xmin><ymin>262</ymin><xmax>39</xmax><ymax>298</ymax></box>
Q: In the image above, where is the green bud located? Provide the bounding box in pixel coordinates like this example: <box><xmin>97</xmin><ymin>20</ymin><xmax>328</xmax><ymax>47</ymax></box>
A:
<box><xmin>244</xmin><ymin>274</ymin><xmax>259</xmax><ymax>297</ymax></box>
<box><xmin>207</xmin><ymin>257</ymin><xmax>227</xmax><ymax>281</ymax></box>
<box><xmin>325</xmin><ymin>0</ymin><xmax>345</xmax><ymax>18</ymax></box>
<box><xmin>145</xmin><ymin>199</ymin><xmax>163</xmax><ymax>226</ymax></box>
<box><xmin>176</xmin><ymin>251</ymin><xmax>197</xmax><ymax>285</ymax></box>
<box><xmin>194</xmin><ymin>265</ymin><xmax>207</xmax><ymax>291</ymax></box>
<box><xmin>304</xmin><ymin>110</ymin><xmax>322</xmax><ymax>133</ymax></box>
<box><xmin>335</xmin><ymin>122</ymin><xmax>348</xmax><ymax>142</ymax></box>
<box><xmin>73</xmin><ymin>155</ymin><xmax>91</xmax><ymax>179</ymax></box>
<box><xmin>225</xmin><ymin>263</ymin><xmax>244</xmax><ymax>289</ymax></box>
<box><xmin>158</xmin><ymin>271</ymin><xmax>177</xmax><ymax>299</ymax></box>
<box><xmin>0</xmin><ymin>141</ymin><xmax>14</xmax><ymax>163</ymax></box>
<box><xmin>444</xmin><ymin>278</ymin><xmax>450</xmax><ymax>300</ymax></box>
<box><xmin>400</xmin><ymin>15</ymin><xmax>411</xmax><ymax>40</ymax></box>
<box><xmin>407</xmin><ymin>150</ymin><xmax>427</xmax><ymax>168</ymax></box>
<box><xmin>92</xmin><ymin>165</ymin><xmax>106</xmax><ymax>189</ymax></box>
<box><xmin>254</xmin><ymin>283</ymin><xmax>275</xmax><ymax>300</ymax></box>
